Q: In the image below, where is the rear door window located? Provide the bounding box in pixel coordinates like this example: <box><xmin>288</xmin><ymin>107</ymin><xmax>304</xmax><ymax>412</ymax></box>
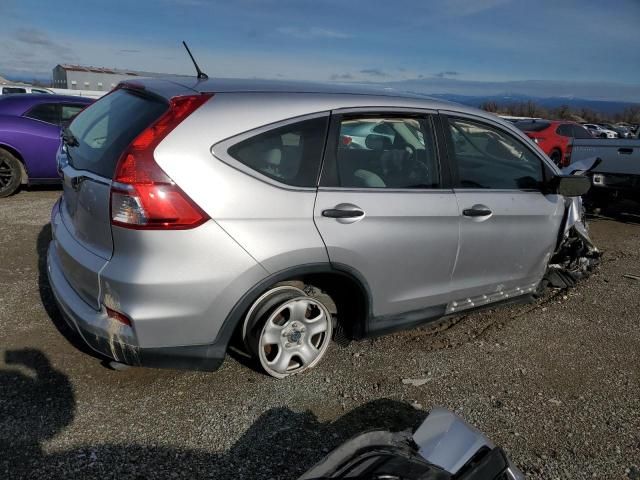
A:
<box><xmin>328</xmin><ymin>116</ymin><xmax>439</xmax><ymax>189</ymax></box>
<box><xmin>67</xmin><ymin>89</ymin><xmax>167</xmax><ymax>178</ymax></box>
<box><xmin>227</xmin><ymin>117</ymin><xmax>328</xmax><ymax>187</ymax></box>
<box><xmin>24</xmin><ymin>103</ymin><xmax>60</xmax><ymax>125</ymax></box>
<box><xmin>446</xmin><ymin>117</ymin><xmax>544</xmax><ymax>190</ymax></box>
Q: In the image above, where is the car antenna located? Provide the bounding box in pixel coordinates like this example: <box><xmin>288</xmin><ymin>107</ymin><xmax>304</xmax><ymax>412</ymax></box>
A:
<box><xmin>182</xmin><ymin>41</ymin><xmax>208</xmax><ymax>80</ymax></box>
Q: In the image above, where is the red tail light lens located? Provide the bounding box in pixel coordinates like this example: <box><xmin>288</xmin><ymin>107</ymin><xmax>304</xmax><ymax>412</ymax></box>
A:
<box><xmin>110</xmin><ymin>92</ymin><xmax>213</xmax><ymax>230</ymax></box>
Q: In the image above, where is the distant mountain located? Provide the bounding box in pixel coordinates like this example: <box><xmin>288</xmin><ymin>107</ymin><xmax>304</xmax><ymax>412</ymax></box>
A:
<box><xmin>426</xmin><ymin>93</ymin><xmax>639</xmax><ymax>115</ymax></box>
<box><xmin>381</xmin><ymin>77</ymin><xmax>640</xmax><ymax>103</ymax></box>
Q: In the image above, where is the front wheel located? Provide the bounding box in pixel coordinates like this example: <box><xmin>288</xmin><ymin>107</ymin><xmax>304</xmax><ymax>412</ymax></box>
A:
<box><xmin>245</xmin><ymin>288</ymin><xmax>333</xmax><ymax>378</ymax></box>
<box><xmin>0</xmin><ymin>150</ymin><xmax>23</xmax><ymax>198</ymax></box>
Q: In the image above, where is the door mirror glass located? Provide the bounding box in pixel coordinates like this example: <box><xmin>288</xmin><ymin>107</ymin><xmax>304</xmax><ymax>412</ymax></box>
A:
<box><xmin>552</xmin><ymin>175</ymin><xmax>591</xmax><ymax>197</ymax></box>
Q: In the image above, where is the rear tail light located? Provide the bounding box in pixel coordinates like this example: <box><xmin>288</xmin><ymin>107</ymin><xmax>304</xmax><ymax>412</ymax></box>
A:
<box><xmin>110</xmin><ymin>93</ymin><xmax>213</xmax><ymax>230</ymax></box>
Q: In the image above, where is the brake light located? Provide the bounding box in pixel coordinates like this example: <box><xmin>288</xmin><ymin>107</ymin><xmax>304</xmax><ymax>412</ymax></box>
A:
<box><xmin>110</xmin><ymin>93</ymin><xmax>213</xmax><ymax>230</ymax></box>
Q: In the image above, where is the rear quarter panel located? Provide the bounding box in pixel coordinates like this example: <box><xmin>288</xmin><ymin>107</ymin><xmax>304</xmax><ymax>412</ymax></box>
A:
<box><xmin>153</xmin><ymin>93</ymin><xmax>332</xmax><ymax>273</ymax></box>
<box><xmin>0</xmin><ymin>115</ymin><xmax>61</xmax><ymax>180</ymax></box>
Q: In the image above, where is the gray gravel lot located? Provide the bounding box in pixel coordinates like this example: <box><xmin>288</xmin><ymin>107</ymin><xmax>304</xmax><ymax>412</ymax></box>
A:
<box><xmin>1</xmin><ymin>189</ymin><xmax>639</xmax><ymax>479</ymax></box>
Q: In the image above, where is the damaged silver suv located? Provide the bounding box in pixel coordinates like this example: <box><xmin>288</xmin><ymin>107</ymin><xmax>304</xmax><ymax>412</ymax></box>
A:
<box><xmin>47</xmin><ymin>78</ymin><xmax>598</xmax><ymax>378</ymax></box>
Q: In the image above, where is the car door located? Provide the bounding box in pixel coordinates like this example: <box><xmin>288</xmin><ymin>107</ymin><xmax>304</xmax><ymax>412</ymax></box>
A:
<box><xmin>314</xmin><ymin>109</ymin><xmax>460</xmax><ymax>333</ymax></box>
<box><xmin>440</xmin><ymin>113</ymin><xmax>564</xmax><ymax>314</ymax></box>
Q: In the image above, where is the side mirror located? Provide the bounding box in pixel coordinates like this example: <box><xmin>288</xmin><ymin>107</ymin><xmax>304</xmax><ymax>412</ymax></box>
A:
<box><xmin>550</xmin><ymin>175</ymin><xmax>591</xmax><ymax>197</ymax></box>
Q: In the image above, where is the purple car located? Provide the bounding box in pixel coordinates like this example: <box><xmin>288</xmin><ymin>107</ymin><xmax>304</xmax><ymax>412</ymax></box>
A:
<box><xmin>0</xmin><ymin>94</ymin><xmax>93</xmax><ymax>197</ymax></box>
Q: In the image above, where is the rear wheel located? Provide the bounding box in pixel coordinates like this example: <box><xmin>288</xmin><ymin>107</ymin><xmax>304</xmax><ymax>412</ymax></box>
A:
<box><xmin>244</xmin><ymin>286</ymin><xmax>333</xmax><ymax>378</ymax></box>
<box><xmin>0</xmin><ymin>149</ymin><xmax>22</xmax><ymax>198</ymax></box>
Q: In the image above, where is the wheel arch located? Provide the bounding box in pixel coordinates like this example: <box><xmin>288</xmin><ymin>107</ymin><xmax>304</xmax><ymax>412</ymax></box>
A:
<box><xmin>216</xmin><ymin>263</ymin><xmax>372</xmax><ymax>351</ymax></box>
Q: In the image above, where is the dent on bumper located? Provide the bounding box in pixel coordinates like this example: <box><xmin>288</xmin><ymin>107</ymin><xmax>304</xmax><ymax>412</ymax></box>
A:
<box><xmin>47</xmin><ymin>243</ymin><xmax>226</xmax><ymax>371</ymax></box>
<box><xmin>47</xmin><ymin>242</ymin><xmax>140</xmax><ymax>363</ymax></box>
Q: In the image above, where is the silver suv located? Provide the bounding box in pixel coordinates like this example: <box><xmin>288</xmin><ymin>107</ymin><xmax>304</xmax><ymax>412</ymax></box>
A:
<box><xmin>47</xmin><ymin>78</ymin><xmax>594</xmax><ymax>378</ymax></box>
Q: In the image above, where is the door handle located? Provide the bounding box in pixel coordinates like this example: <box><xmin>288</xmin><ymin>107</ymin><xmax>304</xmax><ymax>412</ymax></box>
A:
<box><xmin>462</xmin><ymin>206</ymin><xmax>492</xmax><ymax>217</ymax></box>
<box><xmin>618</xmin><ymin>148</ymin><xmax>633</xmax><ymax>155</ymax></box>
<box><xmin>322</xmin><ymin>209</ymin><xmax>365</xmax><ymax>218</ymax></box>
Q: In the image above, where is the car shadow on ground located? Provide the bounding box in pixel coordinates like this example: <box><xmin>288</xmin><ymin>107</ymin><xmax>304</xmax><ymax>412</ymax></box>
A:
<box><xmin>0</xmin><ymin>348</ymin><xmax>427</xmax><ymax>479</ymax></box>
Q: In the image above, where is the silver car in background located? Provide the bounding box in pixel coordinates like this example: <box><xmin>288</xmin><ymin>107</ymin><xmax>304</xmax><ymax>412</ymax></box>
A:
<box><xmin>47</xmin><ymin>78</ymin><xmax>596</xmax><ymax>378</ymax></box>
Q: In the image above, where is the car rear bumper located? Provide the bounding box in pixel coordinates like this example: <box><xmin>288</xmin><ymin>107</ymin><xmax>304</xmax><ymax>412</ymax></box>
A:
<box><xmin>47</xmin><ymin>242</ymin><xmax>226</xmax><ymax>371</ymax></box>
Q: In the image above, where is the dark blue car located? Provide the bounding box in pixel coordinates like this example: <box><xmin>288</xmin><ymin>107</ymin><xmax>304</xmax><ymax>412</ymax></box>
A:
<box><xmin>0</xmin><ymin>94</ymin><xmax>93</xmax><ymax>197</ymax></box>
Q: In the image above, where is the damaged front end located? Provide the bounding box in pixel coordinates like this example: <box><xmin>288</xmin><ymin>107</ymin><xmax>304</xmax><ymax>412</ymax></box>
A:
<box><xmin>299</xmin><ymin>408</ymin><xmax>524</xmax><ymax>480</ymax></box>
<box><xmin>544</xmin><ymin>195</ymin><xmax>600</xmax><ymax>290</ymax></box>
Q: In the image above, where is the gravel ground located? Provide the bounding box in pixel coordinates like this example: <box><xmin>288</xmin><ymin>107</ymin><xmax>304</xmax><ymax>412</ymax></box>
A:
<box><xmin>1</xmin><ymin>189</ymin><xmax>639</xmax><ymax>479</ymax></box>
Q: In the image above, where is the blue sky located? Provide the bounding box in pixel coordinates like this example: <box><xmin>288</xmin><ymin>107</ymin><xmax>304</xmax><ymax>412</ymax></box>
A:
<box><xmin>2</xmin><ymin>0</ymin><xmax>639</xmax><ymax>101</ymax></box>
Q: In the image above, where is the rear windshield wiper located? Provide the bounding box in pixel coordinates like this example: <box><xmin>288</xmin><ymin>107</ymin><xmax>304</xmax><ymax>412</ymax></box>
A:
<box><xmin>62</xmin><ymin>126</ymin><xmax>79</xmax><ymax>147</ymax></box>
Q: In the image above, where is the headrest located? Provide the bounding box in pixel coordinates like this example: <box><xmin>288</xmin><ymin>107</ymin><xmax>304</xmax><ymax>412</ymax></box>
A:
<box><xmin>264</xmin><ymin>148</ymin><xmax>281</xmax><ymax>166</ymax></box>
<box><xmin>365</xmin><ymin>134</ymin><xmax>392</xmax><ymax>151</ymax></box>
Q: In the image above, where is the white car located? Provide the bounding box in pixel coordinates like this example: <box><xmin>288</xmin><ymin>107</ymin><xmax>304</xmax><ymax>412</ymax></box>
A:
<box><xmin>0</xmin><ymin>84</ymin><xmax>53</xmax><ymax>95</ymax></box>
<box><xmin>583</xmin><ymin>123</ymin><xmax>618</xmax><ymax>139</ymax></box>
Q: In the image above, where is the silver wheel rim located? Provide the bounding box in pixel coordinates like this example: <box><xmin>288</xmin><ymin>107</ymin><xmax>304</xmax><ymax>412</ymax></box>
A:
<box><xmin>241</xmin><ymin>286</ymin><xmax>305</xmax><ymax>352</ymax></box>
<box><xmin>258</xmin><ymin>297</ymin><xmax>332</xmax><ymax>378</ymax></box>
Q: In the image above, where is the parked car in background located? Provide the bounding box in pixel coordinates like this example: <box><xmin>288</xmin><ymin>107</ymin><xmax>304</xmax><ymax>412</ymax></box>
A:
<box><xmin>584</xmin><ymin>123</ymin><xmax>618</xmax><ymax>138</ymax></box>
<box><xmin>0</xmin><ymin>94</ymin><xmax>93</xmax><ymax>197</ymax></box>
<box><xmin>514</xmin><ymin>119</ymin><xmax>591</xmax><ymax>166</ymax></box>
<box><xmin>600</xmin><ymin>123</ymin><xmax>632</xmax><ymax>138</ymax></box>
<box><xmin>0</xmin><ymin>85</ymin><xmax>54</xmax><ymax>95</ymax></box>
<box><xmin>569</xmin><ymin>135</ymin><xmax>640</xmax><ymax>206</ymax></box>
<box><xmin>47</xmin><ymin>78</ymin><xmax>598</xmax><ymax>379</ymax></box>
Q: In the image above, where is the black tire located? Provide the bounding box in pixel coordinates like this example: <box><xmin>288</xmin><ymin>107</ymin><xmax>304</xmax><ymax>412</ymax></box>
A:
<box><xmin>0</xmin><ymin>149</ymin><xmax>23</xmax><ymax>198</ymax></box>
<box><xmin>549</xmin><ymin>149</ymin><xmax>562</xmax><ymax>166</ymax></box>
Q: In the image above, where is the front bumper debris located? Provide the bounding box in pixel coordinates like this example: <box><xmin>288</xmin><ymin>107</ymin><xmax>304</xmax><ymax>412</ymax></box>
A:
<box><xmin>544</xmin><ymin>198</ymin><xmax>600</xmax><ymax>289</ymax></box>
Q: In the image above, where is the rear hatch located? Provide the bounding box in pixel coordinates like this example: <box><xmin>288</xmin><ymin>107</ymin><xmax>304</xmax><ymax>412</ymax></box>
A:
<box><xmin>56</xmin><ymin>87</ymin><xmax>169</xmax><ymax>308</ymax></box>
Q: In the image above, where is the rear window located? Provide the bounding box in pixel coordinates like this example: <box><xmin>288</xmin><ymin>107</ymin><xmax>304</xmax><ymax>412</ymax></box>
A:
<box><xmin>514</xmin><ymin>120</ymin><xmax>551</xmax><ymax>133</ymax></box>
<box><xmin>227</xmin><ymin>117</ymin><xmax>329</xmax><ymax>187</ymax></box>
<box><xmin>67</xmin><ymin>89</ymin><xmax>167</xmax><ymax>178</ymax></box>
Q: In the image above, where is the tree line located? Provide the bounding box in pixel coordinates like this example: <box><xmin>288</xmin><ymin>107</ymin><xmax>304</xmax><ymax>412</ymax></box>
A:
<box><xmin>479</xmin><ymin>100</ymin><xmax>640</xmax><ymax>124</ymax></box>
